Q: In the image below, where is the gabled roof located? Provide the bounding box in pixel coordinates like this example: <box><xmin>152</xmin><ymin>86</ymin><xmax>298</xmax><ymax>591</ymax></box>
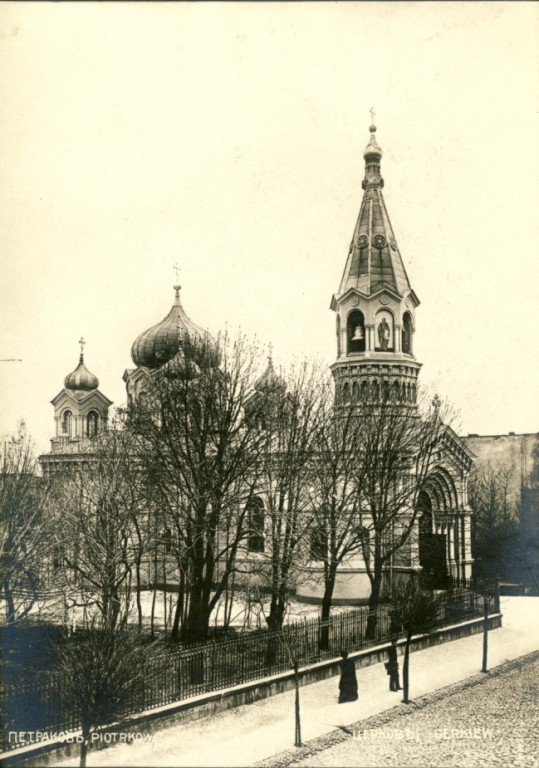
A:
<box><xmin>50</xmin><ymin>388</ymin><xmax>113</xmax><ymax>409</ymax></box>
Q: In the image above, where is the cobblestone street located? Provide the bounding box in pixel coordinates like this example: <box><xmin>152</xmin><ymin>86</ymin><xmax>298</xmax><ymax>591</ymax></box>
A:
<box><xmin>265</xmin><ymin>652</ymin><xmax>539</xmax><ymax>768</ymax></box>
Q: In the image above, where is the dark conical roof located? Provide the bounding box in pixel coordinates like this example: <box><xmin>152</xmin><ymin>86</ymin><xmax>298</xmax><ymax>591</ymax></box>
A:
<box><xmin>337</xmin><ymin>122</ymin><xmax>415</xmax><ymax>300</ymax></box>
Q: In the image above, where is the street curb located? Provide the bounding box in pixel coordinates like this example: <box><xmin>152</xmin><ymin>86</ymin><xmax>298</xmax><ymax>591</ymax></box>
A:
<box><xmin>256</xmin><ymin>650</ymin><xmax>539</xmax><ymax>767</ymax></box>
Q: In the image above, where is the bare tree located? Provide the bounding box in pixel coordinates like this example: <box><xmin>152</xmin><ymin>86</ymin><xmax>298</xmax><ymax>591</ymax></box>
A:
<box><xmin>469</xmin><ymin>463</ymin><xmax>520</xmax><ymax>582</ymax></box>
<box><xmin>250</xmin><ymin>359</ymin><xmax>328</xmax><ymax>632</ymax></box>
<box><xmin>50</xmin><ymin>424</ymin><xmax>147</xmax><ymax>633</ymax></box>
<box><xmin>355</xmin><ymin>390</ymin><xmax>455</xmax><ymax>638</ymax></box>
<box><xmin>0</xmin><ymin>421</ymin><xmax>50</xmax><ymax>624</ymax></box>
<box><xmin>386</xmin><ymin>575</ymin><xmax>438</xmax><ymax>704</ymax></box>
<box><xmin>128</xmin><ymin>332</ymin><xmax>266</xmax><ymax>642</ymax></box>
<box><xmin>307</xmin><ymin>392</ymin><xmax>369</xmax><ymax>640</ymax></box>
<box><xmin>56</xmin><ymin>622</ymin><xmax>153</xmax><ymax>767</ymax></box>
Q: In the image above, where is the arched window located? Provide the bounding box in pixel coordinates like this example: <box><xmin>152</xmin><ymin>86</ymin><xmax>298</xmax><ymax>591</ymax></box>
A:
<box><xmin>336</xmin><ymin>315</ymin><xmax>341</xmax><ymax>357</ymax></box>
<box><xmin>347</xmin><ymin>310</ymin><xmax>366</xmax><ymax>354</ymax></box>
<box><xmin>392</xmin><ymin>380</ymin><xmax>401</xmax><ymax>401</ymax></box>
<box><xmin>162</xmin><ymin>527</ymin><xmax>172</xmax><ymax>554</ymax></box>
<box><xmin>402</xmin><ymin>312</ymin><xmax>413</xmax><ymax>354</ymax></box>
<box><xmin>352</xmin><ymin>381</ymin><xmax>359</xmax><ymax>400</ymax></box>
<box><xmin>371</xmin><ymin>381</ymin><xmax>380</xmax><ymax>402</ymax></box>
<box><xmin>360</xmin><ymin>380</ymin><xmax>369</xmax><ymax>402</ymax></box>
<box><xmin>382</xmin><ymin>380</ymin><xmax>390</xmax><ymax>402</ymax></box>
<box><xmin>342</xmin><ymin>382</ymin><xmax>350</xmax><ymax>403</ymax></box>
<box><xmin>87</xmin><ymin>411</ymin><xmax>99</xmax><ymax>437</ymax></box>
<box><xmin>62</xmin><ymin>410</ymin><xmax>73</xmax><ymax>436</ymax></box>
<box><xmin>247</xmin><ymin>497</ymin><xmax>265</xmax><ymax>553</ymax></box>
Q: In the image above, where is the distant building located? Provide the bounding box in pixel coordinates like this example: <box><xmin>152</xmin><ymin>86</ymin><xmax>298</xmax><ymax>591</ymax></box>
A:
<box><xmin>463</xmin><ymin>432</ymin><xmax>539</xmax><ymax>587</ymax></box>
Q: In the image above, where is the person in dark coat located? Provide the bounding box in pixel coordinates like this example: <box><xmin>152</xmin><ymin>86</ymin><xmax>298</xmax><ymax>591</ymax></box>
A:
<box><xmin>338</xmin><ymin>650</ymin><xmax>358</xmax><ymax>703</ymax></box>
<box><xmin>387</xmin><ymin>638</ymin><xmax>401</xmax><ymax>692</ymax></box>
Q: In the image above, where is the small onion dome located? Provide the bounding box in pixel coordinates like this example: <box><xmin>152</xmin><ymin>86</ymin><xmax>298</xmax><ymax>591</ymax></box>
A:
<box><xmin>255</xmin><ymin>356</ymin><xmax>286</xmax><ymax>393</ymax></box>
<box><xmin>162</xmin><ymin>348</ymin><xmax>201</xmax><ymax>381</ymax></box>
<box><xmin>64</xmin><ymin>354</ymin><xmax>99</xmax><ymax>391</ymax></box>
<box><xmin>131</xmin><ymin>285</ymin><xmax>212</xmax><ymax>370</ymax></box>
<box><xmin>185</xmin><ymin>334</ymin><xmax>221</xmax><ymax>369</ymax></box>
<box><xmin>363</xmin><ymin>123</ymin><xmax>383</xmax><ymax>159</ymax></box>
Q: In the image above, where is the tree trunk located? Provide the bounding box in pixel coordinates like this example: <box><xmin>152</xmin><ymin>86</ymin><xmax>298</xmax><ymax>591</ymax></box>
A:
<box><xmin>294</xmin><ymin>661</ymin><xmax>302</xmax><ymax>747</ymax></box>
<box><xmin>170</xmin><ymin>591</ymin><xmax>183</xmax><ymax>642</ymax></box>
<box><xmin>150</xmin><ymin>583</ymin><xmax>157</xmax><ymax>639</ymax></box>
<box><xmin>365</xmin><ymin>569</ymin><xmax>382</xmax><ymax>640</ymax></box>
<box><xmin>135</xmin><ymin>561</ymin><xmax>143</xmax><ymax>630</ymax></box>
<box><xmin>79</xmin><ymin>725</ymin><xmax>90</xmax><ymax>768</ymax></box>
<box><xmin>319</xmin><ymin>571</ymin><xmax>336</xmax><ymax>650</ymax></box>
<box><xmin>2</xmin><ymin>580</ymin><xmax>15</xmax><ymax>624</ymax></box>
<box><xmin>183</xmin><ymin>591</ymin><xmax>212</xmax><ymax>642</ymax></box>
<box><xmin>481</xmin><ymin>595</ymin><xmax>489</xmax><ymax>673</ymax></box>
<box><xmin>402</xmin><ymin>630</ymin><xmax>412</xmax><ymax>704</ymax></box>
<box><xmin>265</xmin><ymin>598</ymin><xmax>287</xmax><ymax>666</ymax></box>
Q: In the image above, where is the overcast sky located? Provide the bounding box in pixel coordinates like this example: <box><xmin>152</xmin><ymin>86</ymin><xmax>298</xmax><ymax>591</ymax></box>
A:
<box><xmin>1</xmin><ymin>2</ymin><xmax>538</xmax><ymax>455</ymax></box>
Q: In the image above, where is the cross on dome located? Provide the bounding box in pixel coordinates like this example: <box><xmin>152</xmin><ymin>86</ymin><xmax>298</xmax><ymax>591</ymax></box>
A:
<box><xmin>79</xmin><ymin>337</ymin><xmax>86</xmax><ymax>359</ymax></box>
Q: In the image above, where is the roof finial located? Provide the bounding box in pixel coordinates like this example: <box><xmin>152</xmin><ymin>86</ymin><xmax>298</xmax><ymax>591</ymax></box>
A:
<box><xmin>268</xmin><ymin>342</ymin><xmax>274</xmax><ymax>368</ymax></box>
<box><xmin>78</xmin><ymin>336</ymin><xmax>86</xmax><ymax>362</ymax></box>
<box><xmin>369</xmin><ymin>107</ymin><xmax>376</xmax><ymax>132</ymax></box>
<box><xmin>173</xmin><ymin>262</ymin><xmax>182</xmax><ymax>302</ymax></box>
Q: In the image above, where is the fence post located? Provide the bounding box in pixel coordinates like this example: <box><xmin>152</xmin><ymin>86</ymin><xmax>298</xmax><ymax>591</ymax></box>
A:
<box><xmin>481</xmin><ymin>592</ymin><xmax>489</xmax><ymax>673</ymax></box>
<box><xmin>294</xmin><ymin>660</ymin><xmax>302</xmax><ymax>748</ymax></box>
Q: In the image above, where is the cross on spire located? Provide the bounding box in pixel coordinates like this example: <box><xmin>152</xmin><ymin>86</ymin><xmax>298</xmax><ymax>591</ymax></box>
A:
<box><xmin>369</xmin><ymin>107</ymin><xmax>375</xmax><ymax>125</ymax></box>
<box><xmin>79</xmin><ymin>337</ymin><xmax>86</xmax><ymax>356</ymax></box>
<box><xmin>173</xmin><ymin>262</ymin><xmax>181</xmax><ymax>285</ymax></box>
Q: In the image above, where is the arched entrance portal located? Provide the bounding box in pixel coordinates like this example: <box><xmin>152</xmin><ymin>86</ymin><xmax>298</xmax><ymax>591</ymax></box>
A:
<box><xmin>418</xmin><ymin>490</ymin><xmax>448</xmax><ymax>589</ymax></box>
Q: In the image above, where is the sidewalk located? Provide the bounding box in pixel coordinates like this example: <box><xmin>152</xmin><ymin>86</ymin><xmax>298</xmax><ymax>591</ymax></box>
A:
<box><xmin>56</xmin><ymin>597</ymin><xmax>539</xmax><ymax>767</ymax></box>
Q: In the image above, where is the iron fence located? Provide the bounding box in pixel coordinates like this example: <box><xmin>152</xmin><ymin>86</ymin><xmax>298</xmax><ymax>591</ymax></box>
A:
<box><xmin>0</xmin><ymin>578</ymin><xmax>499</xmax><ymax>752</ymax></box>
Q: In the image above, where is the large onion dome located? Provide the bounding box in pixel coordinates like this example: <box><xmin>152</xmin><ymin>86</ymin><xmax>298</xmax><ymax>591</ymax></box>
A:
<box><xmin>64</xmin><ymin>343</ymin><xmax>99</xmax><ymax>392</ymax></box>
<box><xmin>131</xmin><ymin>285</ymin><xmax>216</xmax><ymax>370</ymax></box>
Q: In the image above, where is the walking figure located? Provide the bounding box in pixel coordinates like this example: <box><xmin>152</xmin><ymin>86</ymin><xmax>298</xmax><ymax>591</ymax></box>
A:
<box><xmin>338</xmin><ymin>650</ymin><xmax>358</xmax><ymax>703</ymax></box>
<box><xmin>386</xmin><ymin>638</ymin><xmax>402</xmax><ymax>692</ymax></box>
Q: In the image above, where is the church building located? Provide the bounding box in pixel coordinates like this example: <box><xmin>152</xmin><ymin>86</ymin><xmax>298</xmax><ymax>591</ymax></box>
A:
<box><xmin>40</xmin><ymin>120</ymin><xmax>477</xmax><ymax>602</ymax></box>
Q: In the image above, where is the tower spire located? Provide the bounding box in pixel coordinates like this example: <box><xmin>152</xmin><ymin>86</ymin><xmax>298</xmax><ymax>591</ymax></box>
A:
<box><xmin>330</xmin><ymin>120</ymin><xmax>421</xmax><ymax>405</ymax></box>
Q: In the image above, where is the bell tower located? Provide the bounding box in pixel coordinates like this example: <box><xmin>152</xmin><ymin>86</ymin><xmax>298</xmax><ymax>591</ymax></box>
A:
<box><xmin>50</xmin><ymin>338</ymin><xmax>112</xmax><ymax>451</ymax></box>
<box><xmin>330</xmin><ymin>117</ymin><xmax>421</xmax><ymax>405</ymax></box>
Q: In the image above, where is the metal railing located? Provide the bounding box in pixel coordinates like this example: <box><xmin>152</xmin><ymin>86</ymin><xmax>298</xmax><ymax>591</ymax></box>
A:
<box><xmin>1</xmin><ymin>579</ymin><xmax>499</xmax><ymax>752</ymax></box>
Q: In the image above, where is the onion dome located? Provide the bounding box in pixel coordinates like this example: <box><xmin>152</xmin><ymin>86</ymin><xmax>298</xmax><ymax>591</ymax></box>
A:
<box><xmin>363</xmin><ymin>122</ymin><xmax>383</xmax><ymax>160</ymax></box>
<box><xmin>131</xmin><ymin>285</ymin><xmax>215</xmax><ymax>370</ymax></box>
<box><xmin>255</xmin><ymin>354</ymin><xmax>286</xmax><ymax>393</ymax></box>
<box><xmin>64</xmin><ymin>339</ymin><xmax>99</xmax><ymax>391</ymax></box>
<box><xmin>161</xmin><ymin>345</ymin><xmax>201</xmax><ymax>381</ymax></box>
